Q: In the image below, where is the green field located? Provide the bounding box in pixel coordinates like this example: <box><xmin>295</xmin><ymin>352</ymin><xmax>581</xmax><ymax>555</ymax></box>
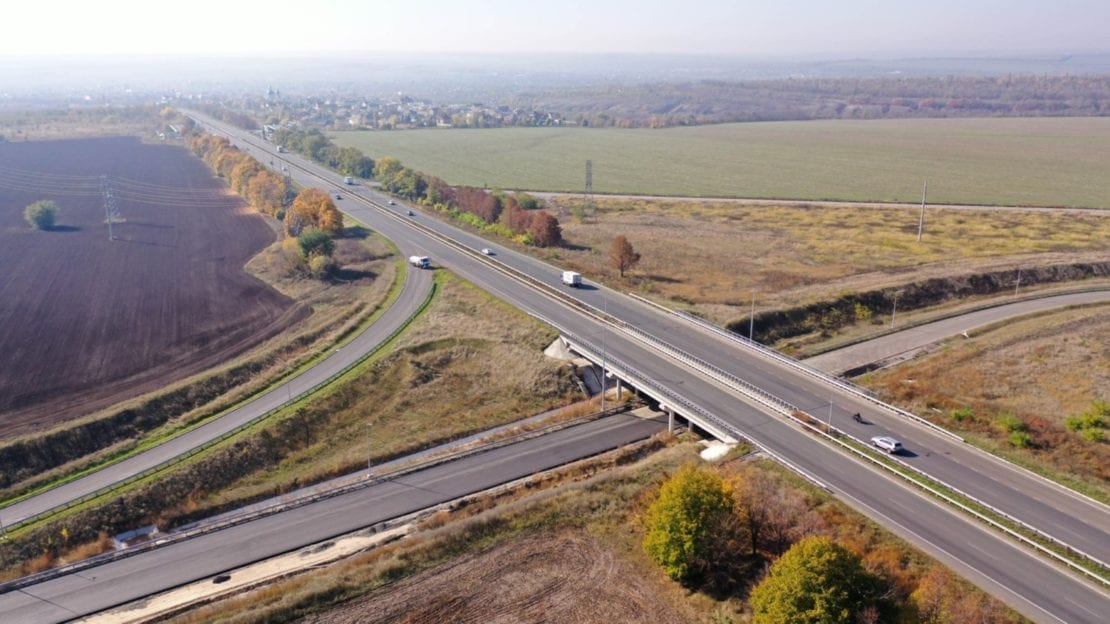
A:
<box><xmin>330</xmin><ymin>117</ymin><xmax>1110</xmax><ymax>207</ymax></box>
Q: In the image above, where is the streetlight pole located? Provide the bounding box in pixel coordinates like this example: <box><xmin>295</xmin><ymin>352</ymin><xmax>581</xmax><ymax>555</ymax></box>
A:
<box><xmin>367</xmin><ymin>421</ymin><xmax>373</xmax><ymax>474</ymax></box>
<box><xmin>600</xmin><ymin>293</ymin><xmax>607</xmax><ymax>412</ymax></box>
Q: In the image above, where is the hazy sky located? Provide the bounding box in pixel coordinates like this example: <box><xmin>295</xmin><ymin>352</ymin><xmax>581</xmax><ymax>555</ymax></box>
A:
<box><xmin>4</xmin><ymin>0</ymin><xmax>1107</xmax><ymax>58</ymax></box>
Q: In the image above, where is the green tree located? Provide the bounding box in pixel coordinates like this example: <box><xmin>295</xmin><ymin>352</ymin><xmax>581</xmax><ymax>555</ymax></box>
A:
<box><xmin>24</xmin><ymin>200</ymin><xmax>58</xmax><ymax>230</ymax></box>
<box><xmin>608</xmin><ymin>234</ymin><xmax>641</xmax><ymax>277</ymax></box>
<box><xmin>642</xmin><ymin>465</ymin><xmax>735</xmax><ymax>582</ymax></box>
<box><xmin>297</xmin><ymin>228</ymin><xmax>336</xmax><ymax>259</ymax></box>
<box><xmin>750</xmin><ymin>536</ymin><xmax>886</xmax><ymax>624</ymax></box>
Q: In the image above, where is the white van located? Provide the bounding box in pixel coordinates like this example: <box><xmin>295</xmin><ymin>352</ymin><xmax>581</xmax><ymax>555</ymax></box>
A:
<box><xmin>870</xmin><ymin>436</ymin><xmax>903</xmax><ymax>454</ymax></box>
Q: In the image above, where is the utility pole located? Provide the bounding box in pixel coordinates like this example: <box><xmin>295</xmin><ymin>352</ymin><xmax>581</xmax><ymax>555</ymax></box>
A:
<box><xmin>891</xmin><ymin>290</ymin><xmax>902</xmax><ymax>329</ymax></box>
<box><xmin>584</xmin><ymin>159</ymin><xmax>595</xmax><ymax>218</ymax></box>
<box><xmin>917</xmin><ymin>180</ymin><xmax>927</xmax><ymax>242</ymax></box>
<box><xmin>749</xmin><ymin>291</ymin><xmax>756</xmax><ymax>343</ymax></box>
<box><xmin>367</xmin><ymin>421</ymin><xmax>373</xmax><ymax>474</ymax></box>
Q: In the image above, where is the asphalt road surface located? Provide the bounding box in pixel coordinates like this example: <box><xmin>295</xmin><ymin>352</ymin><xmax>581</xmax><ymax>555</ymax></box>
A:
<box><xmin>162</xmin><ymin>114</ymin><xmax>1110</xmax><ymax>622</ymax></box>
<box><xmin>0</xmin><ymin>265</ymin><xmax>434</xmax><ymax>527</ymax></box>
<box><xmin>806</xmin><ymin>290</ymin><xmax>1110</xmax><ymax>375</ymax></box>
<box><xmin>0</xmin><ymin>414</ymin><xmax>665</xmax><ymax>624</ymax></box>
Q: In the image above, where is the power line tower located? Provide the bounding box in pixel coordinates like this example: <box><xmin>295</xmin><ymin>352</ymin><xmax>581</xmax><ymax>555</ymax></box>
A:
<box><xmin>101</xmin><ymin>175</ymin><xmax>121</xmax><ymax>241</ymax></box>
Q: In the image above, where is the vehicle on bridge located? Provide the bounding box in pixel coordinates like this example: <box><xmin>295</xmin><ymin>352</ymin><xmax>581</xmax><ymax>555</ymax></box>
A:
<box><xmin>871</xmin><ymin>436</ymin><xmax>904</xmax><ymax>454</ymax></box>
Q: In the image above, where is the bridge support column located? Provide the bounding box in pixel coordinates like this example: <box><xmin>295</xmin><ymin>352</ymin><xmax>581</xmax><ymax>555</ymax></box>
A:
<box><xmin>666</xmin><ymin>406</ymin><xmax>675</xmax><ymax>433</ymax></box>
<box><xmin>614</xmin><ymin>377</ymin><xmax>622</xmax><ymax>399</ymax></box>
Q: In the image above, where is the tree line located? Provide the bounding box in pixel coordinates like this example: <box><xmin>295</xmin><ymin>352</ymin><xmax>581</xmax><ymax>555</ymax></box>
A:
<box><xmin>188</xmin><ymin>130</ymin><xmax>343</xmax><ymax>279</ymax></box>
<box><xmin>513</xmin><ymin>74</ymin><xmax>1110</xmax><ymax>128</ymax></box>
<box><xmin>268</xmin><ymin>126</ymin><xmax>375</xmax><ymax>178</ymax></box>
<box><xmin>374</xmin><ymin>156</ymin><xmax>564</xmax><ymax>247</ymax></box>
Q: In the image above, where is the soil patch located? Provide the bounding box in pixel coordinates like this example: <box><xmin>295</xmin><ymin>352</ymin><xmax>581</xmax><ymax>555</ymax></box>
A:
<box><xmin>303</xmin><ymin>532</ymin><xmax>689</xmax><ymax>624</ymax></box>
<box><xmin>0</xmin><ymin>137</ymin><xmax>306</xmax><ymax>436</ymax></box>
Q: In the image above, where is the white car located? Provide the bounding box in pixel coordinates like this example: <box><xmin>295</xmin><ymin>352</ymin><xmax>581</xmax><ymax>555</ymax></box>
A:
<box><xmin>481</xmin><ymin>248</ymin><xmax>494</xmax><ymax>255</ymax></box>
<box><xmin>388</xmin><ymin>200</ymin><xmax>396</xmax><ymax>205</ymax></box>
<box><xmin>870</xmin><ymin>436</ymin><xmax>903</xmax><ymax>454</ymax></box>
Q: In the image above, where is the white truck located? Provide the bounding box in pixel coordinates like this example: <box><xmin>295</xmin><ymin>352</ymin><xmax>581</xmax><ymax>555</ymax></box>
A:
<box><xmin>343</xmin><ymin>176</ymin><xmax>354</xmax><ymax>185</ymax></box>
<box><xmin>409</xmin><ymin>255</ymin><xmax>430</xmax><ymax>269</ymax></box>
<box><xmin>561</xmin><ymin>271</ymin><xmax>582</xmax><ymax>287</ymax></box>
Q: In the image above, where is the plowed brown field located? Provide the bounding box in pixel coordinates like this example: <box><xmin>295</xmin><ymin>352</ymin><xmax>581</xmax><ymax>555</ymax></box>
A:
<box><xmin>0</xmin><ymin>137</ymin><xmax>307</xmax><ymax>437</ymax></box>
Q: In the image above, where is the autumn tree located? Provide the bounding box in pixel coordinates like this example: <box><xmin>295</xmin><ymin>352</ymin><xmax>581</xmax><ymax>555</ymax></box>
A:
<box><xmin>730</xmin><ymin>464</ymin><xmax>823</xmax><ymax>556</ymax></box>
<box><xmin>285</xmin><ymin>188</ymin><xmax>342</xmax><ymax>237</ymax></box>
<box><xmin>529</xmin><ymin>212</ymin><xmax>562</xmax><ymax>247</ymax></box>
<box><xmin>608</xmin><ymin>235</ymin><xmax>641</xmax><ymax>277</ymax></box>
<box><xmin>910</xmin><ymin>567</ymin><xmax>1011</xmax><ymax>624</ymax></box>
<box><xmin>247</xmin><ymin>171</ymin><xmax>287</xmax><ymax>217</ymax></box>
<box><xmin>642</xmin><ymin>465</ymin><xmax>736</xmax><ymax>582</ymax></box>
<box><xmin>455</xmin><ymin>186</ymin><xmax>501</xmax><ymax>223</ymax></box>
<box><xmin>750</xmin><ymin>536</ymin><xmax>887</xmax><ymax>624</ymax></box>
<box><xmin>24</xmin><ymin>200</ymin><xmax>58</xmax><ymax>230</ymax></box>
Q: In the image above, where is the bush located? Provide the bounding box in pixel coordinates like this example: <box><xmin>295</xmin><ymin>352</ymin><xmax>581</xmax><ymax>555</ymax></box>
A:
<box><xmin>995</xmin><ymin>413</ymin><xmax>1026</xmax><ymax>434</ymax></box>
<box><xmin>1008</xmin><ymin>431</ymin><xmax>1033</xmax><ymax>448</ymax></box>
<box><xmin>24</xmin><ymin>200</ymin><xmax>58</xmax><ymax>230</ymax></box>
<box><xmin>1079</xmin><ymin>428</ymin><xmax>1105</xmax><ymax>443</ymax></box>
<box><xmin>948</xmin><ymin>407</ymin><xmax>974</xmax><ymax>422</ymax></box>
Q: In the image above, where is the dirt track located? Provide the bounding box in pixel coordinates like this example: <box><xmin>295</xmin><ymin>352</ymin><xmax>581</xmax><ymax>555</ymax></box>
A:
<box><xmin>0</xmin><ymin>137</ymin><xmax>307</xmax><ymax>436</ymax></box>
<box><xmin>304</xmin><ymin>533</ymin><xmax>691</xmax><ymax>624</ymax></box>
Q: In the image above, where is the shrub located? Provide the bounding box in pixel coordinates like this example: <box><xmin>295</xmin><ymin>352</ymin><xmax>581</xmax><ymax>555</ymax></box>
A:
<box><xmin>24</xmin><ymin>200</ymin><xmax>58</xmax><ymax>230</ymax></box>
<box><xmin>1079</xmin><ymin>428</ymin><xmax>1105</xmax><ymax>443</ymax></box>
<box><xmin>1008</xmin><ymin>431</ymin><xmax>1033</xmax><ymax>448</ymax></box>
<box><xmin>995</xmin><ymin>413</ymin><xmax>1026</xmax><ymax>434</ymax></box>
<box><xmin>949</xmin><ymin>407</ymin><xmax>974</xmax><ymax>422</ymax></box>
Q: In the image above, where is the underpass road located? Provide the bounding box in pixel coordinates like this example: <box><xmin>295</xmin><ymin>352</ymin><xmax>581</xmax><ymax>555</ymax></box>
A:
<box><xmin>186</xmin><ymin>114</ymin><xmax>1110</xmax><ymax>623</ymax></box>
<box><xmin>0</xmin><ymin>414</ymin><xmax>665</xmax><ymax>624</ymax></box>
<box><xmin>1</xmin><ymin>259</ymin><xmax>434</xmax><ymax>527</ymax></box>
<box><xmin>805</xmin><ymin>290</ymin><xmax>1110</xmax><ymax>374</ymax></box>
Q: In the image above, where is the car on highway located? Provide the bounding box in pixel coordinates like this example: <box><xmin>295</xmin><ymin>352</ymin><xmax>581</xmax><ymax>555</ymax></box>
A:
<box><xmin>389</xmin><ymin>200</ymin><xmax>396</xmax><ymax>205</ymax></box>
<box><xmin>407</xmin><ymin>210</ymin><xmax>414</xmax><ymax>216</ymax></box>
<box><xmin>870</xmin><ymin>436</ymin><xmax>904</xmax><ymax>454</ymax></box>
<box><xmin>335</xmin><ymin>193</ymin><xmax>342</xmax><ymax>200</ymax></box>
<box><xmin>481</xmin><ymin>248</ymin><xmax>494</xmax><ymax>255</ymax></box>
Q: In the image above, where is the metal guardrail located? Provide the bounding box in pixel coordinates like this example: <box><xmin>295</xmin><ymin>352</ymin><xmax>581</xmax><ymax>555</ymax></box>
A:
<box><xmin>0</xmin><ymin>279</ymin><xmax>437</xmax><ymax>537</ymax></box>
<box><xmin>626</xmin><ymin>293</ymin><xmax>964</xmax><ymax>442</ymax></box>
<box><xmin>194</xmin><ymin>114</ymin><xmax>1108</xmax><ymax>584</ymax></box>
<box><xmin>0</xmin><ymin>402</ymin><xmax>633</xmax><ymax>596</ymax></box>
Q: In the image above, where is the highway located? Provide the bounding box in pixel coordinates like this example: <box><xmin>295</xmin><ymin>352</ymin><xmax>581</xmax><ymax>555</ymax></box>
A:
<box><xmin>0</xmin><ymin>261</ymin><xmax>434</xmax><ymax>527</ymax></box>
<box><xmin>0</xmin><ymin>414</ymin><xmax>666</xmax><ymax>624</ymax></box>
<box><xmin>806</xmin><ymin>290</ymin><xmax>1110</xmax><ymax>375</ymax></box>
<box><xmin>187</xmin><ymin>111</ymin><xmax>1109</xmax><ymax>623</ymax></box>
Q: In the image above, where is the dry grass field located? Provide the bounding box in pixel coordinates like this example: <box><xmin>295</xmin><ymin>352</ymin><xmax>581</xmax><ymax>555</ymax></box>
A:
<box><xmin>0</xmin><ymin>137</ymin><xmax>305</xmax><ymax>436</ymax></box>
<box><xmin>302</xmin><ymin>533</ymin><xmax>690</xmax><ymax>624</ymax></box>
<box><xmin>544</xmin><ymin>196</ymin><xmax>1110</xmax><ymax>324</ymax></box>
<box><xmin>331</xmin><ymin>117</ymin><xmax>1110</xmax><ymax>207</ymax></box>
<box><xmin>862</xmin><ymin>305</ymin><xmax>1110</xmax><ymax>498</ymax></box>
